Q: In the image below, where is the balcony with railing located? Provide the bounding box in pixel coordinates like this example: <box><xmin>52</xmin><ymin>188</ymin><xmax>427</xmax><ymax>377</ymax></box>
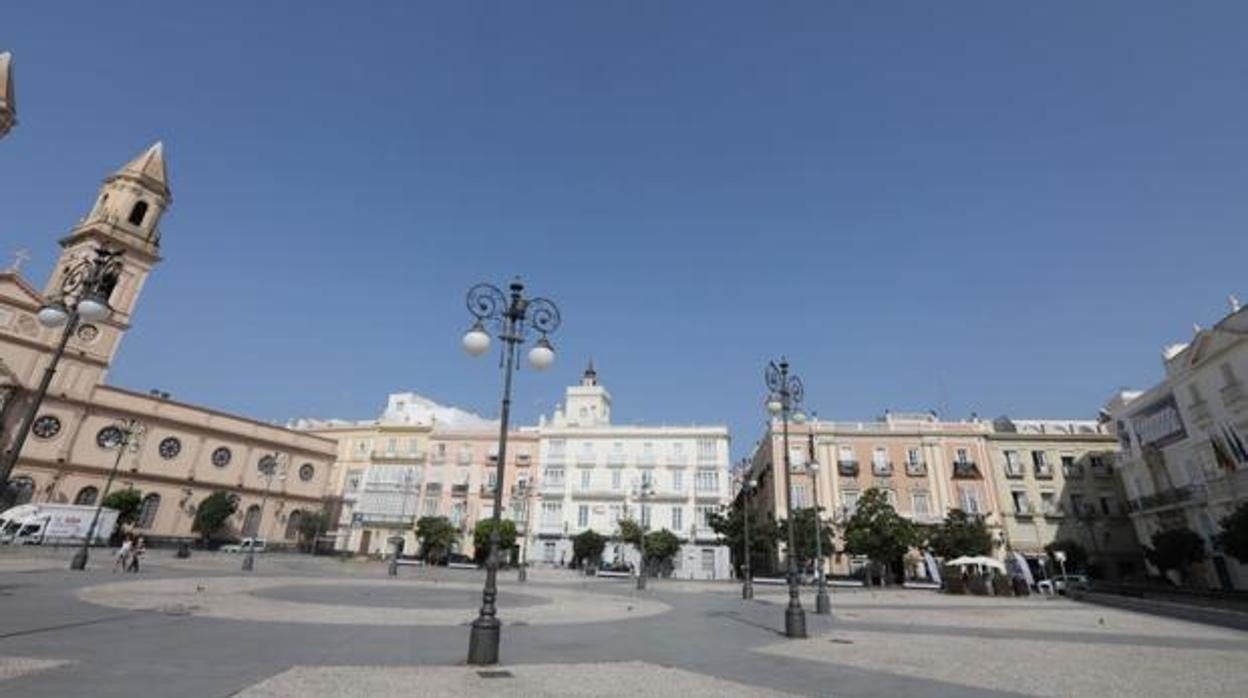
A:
<box><xmin>1222</xmin><ymin>381</ymin><xmax>1246</xmax><ymax>413</ymax></box>
<box><xmin>540</xmin><ymin>478</ymin><xmax>566</xmax><ymax>494</ymax></box>
<box><xmin>871</xmin><ymin>461</ymin><xmax>893</xmax><ymax>477</ymax></box>
<box><xmin>1187</xmin><ymin>399</ymin><xmax>1213</xmax><ymax>429</ymax></box>
<box><xmin>904</xmin><ymin>460</ymin><xmax>927</xmax><ymax>477</ymax></box>
<box><xmin>837</xmin><ymin>460</ymin><xmax>860</xmax><ymax>476</ymax></box>
<box><xmin>951</xmin><ymin>460</ymin><xmax>981</xmax><ymax>479</ymax></box>
<box><xmin>607</xmin><ymin>452</ymin><xmax>627</xmax><ymax>467</ymax></box>
<box><xmin>638</xmin><ymin>453</ymin><xmax>659</xmax><ymax>467</ymax></box>
<box><xmin>1004</xmin><ymin>462</ymin><xmax>1025</xmax><ymax>479</ymax></box>
<box><xmin>1033</xmin><ymin>463</ymin><xmax>1054</xmax><ymax>480</ymax></box>
<box><xmin>451</xmin><ymin>483</ymin><xmax>469</xmax><ymax>497</ymax></box>
<box><xmin>1204</xmin><ymin>468</ymin><xmax>1248</xmax><ymax>502</ymax></box>
<box><xmin>1126</xmin><ymin>484</ymin><xmax>1202</xmax><ymax>513</ymax></box>
<box><xmin>576</xmin><ymin>451</ymin><xmax>596</xmax><ymax>466</ymax></box>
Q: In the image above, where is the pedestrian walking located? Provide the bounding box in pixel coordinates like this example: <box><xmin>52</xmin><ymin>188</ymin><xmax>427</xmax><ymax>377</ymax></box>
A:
<box><xmin>127</xmin><ymin>536</ymin><xmax>146</xmax><ymax>573</ymax></box>
<box><xmin>113</xmin><ymin>536</ymin><xmax>133</xmax><ymax>573</ymax></box>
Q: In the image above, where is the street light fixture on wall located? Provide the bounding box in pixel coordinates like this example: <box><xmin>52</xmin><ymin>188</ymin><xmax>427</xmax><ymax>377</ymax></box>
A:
<box><xmin>462</xmin><ymin>279</ymin><xmax>561</xmax><ymax>666</ymax></box>
<box><xmin>70</xmin><ymin>417</ymin><xmax>144</xmax><ymax>570</ymax></box>
<box><xmin>0</xmin><ymin>248</ymin><xmax>124</xmax><ymax>492</ymax></box>
<box><xmin>766</xmin><ymin>358</ymin><xmax>808</xmax><ymax>639</ymax></box>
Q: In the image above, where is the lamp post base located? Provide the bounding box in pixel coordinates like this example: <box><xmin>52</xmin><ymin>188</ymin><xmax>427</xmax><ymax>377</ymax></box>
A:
<box><xmin>518</xmin><ymin>565</ymin><xmax>527</xmax><ymax>583</ymax></box>
<box><xmin>636</xmin><ymin>574</ymin><xmax>646</xmax><ymax>591</ymax></box>
<box><xmin>467</xmin><ymin>617</ymin><xmax>501</xmax><ymax>665</ymax></box>
<box><xmin>785</xmin><ymin>606</ymin><xmax>807</xmax><ymax>638</ymax></box>
<box><xmin>69</xmin><ymin>549</ymin><xmax>88</xmax><ymax>571</ymax></box>
<box><xmin>815</xmin><ymin>588</ymin><xmax>831</xmax><ymax>615</ymax></box>
<box><xmin>742</xmin><ymin>581</ymin><xmax>753</xmax><ymax>600</ymax></box>
<box><xmin>388</xmin><ymin>558</ymin><xmax>398</xmax><ymax>577</ymax></box>
<box><xmin>241</xmin><ymin>555</ymin><xmax>254</xmax><ymax>572</ymax></box>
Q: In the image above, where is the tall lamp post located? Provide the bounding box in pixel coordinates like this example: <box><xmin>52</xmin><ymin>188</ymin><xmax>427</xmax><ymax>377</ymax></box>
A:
<box><xmin>389</xmin><ymin>469</ymin><xmax>414</xmax><ymax>577</ymax></box>
<box><xmin>766</xmin><ymin>358</ymin><xmax>808</xmax><ymax>639</ymax></box>
<box><xmin>633</xmin><ymin>479</ymin><xmax>655</xmax><ymax>590</ymax></box>
<box><xmin>807</xmin><ymin>423</ymin><xmax>830</xmax><ymax>614</ymax></box>
<box><xmin>0</xmin><ymin>248</ymin><xmax>124</xmax><ymax>492</ymax></box>
<box><xmin>461</xmin><ymin>279</ymin><xmax>561</xmax><ymax>666</ymax></box>
<box><xmin>70</xmin><ymin>417</ymin><xmax>144</xmax><ymax>570</ymax></box>
<box><xmin>242</xmin><ymin>453</ymin><xmax>285</xmax><ymax>573</ymax></box>
<box><xmin>514</xmin><ymin>482</ymin><xmax>532</xmax><ymax>582</ymax></box>
<box><xmin>739</xmin><ymin>473</ymin><xmax>758</xmax><ymax>600</ymax></box>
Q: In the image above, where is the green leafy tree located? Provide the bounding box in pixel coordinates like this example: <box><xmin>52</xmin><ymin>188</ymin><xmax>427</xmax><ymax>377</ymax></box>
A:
<box><xmin>1146</xmin><ymin>527</ymin><xmax>1206</xmax><ymax>584</ymax></box>
<box><xmin>781</xmin><ymin>507</ymin><xmax>838</xmax><ymax>567</ymax></box>
<box><xmin>643</xmin><ymin>529</ymin><xmax>683</xmax><ymax>575</ymax></box>
<box><xmin>192</xmin><ymin>491</ymin><xmax>238</xmax><ymax>544</ymax></box>
<box><xmin>616</xmin><ymin>519</ymin><xmax>682</xmax><ymax>576</ymax></box>
<box><xmin>472</xmin><ymin>518</ymin><xmax>517</xmax><ymax>563</ymax></box>
<box><xmin>415</xmin><ymin>516</ymin><xmax>459</xmax><ymax>564</ymax></box>
<box><xmin>1044</xmin><ymin>539</ymin><xmax>1089</xmax><ymax>573</ymax></box>
<box><xmin>617</xmin><ymin>518</ymin><xmax>643</xmax><ymax>547</ymax></box>
<box><xmin>926</xmin><ymin>508</ymin><xmax>993</xmax><ymax>559</ymax></box>
<box><xmin>571</xmin><ymin>529</ymin><xmax>608</xmax><ymax>568</ymax></box>
<box><xmin>1214</xmin><ymin>502</ymin><xmax>1248</xmax><ymax>562</ymax></box>
<box><xmin>101</xmin><ymin>489</ymin><xmax>143</xmax><ymax>527</ymax></box>
<box><xmin>842</xmin><ymin>488</ymin><xmax>919</xmax><ymax>584</ymax></box>
<box><xmin>296</xmin><ymin>510</ymin><xmax>330</xmax><ymax>552</ymax></box>
<box><xmin>709</xmin><ymin>503</ymin><xmax>782</xmax><ymax>576</ymax></box>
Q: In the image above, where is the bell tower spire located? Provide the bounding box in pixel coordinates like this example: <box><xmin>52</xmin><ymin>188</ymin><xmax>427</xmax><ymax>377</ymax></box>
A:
<box><xmin>45</xmin><ymin>143</ymin><xmax>172</xmax><ymax>372</ymax></box>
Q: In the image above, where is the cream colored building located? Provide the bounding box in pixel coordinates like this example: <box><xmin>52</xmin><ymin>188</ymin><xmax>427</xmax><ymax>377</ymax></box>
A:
<box><xmin>747</xmin><ymin>412</ymin><xmax>1001</xmax><ymax>578</ymax></box>
<box><xmin>986</xmin><ymin>417</ymin><xmax>1140</xmax><ymax>580</ymax></box>
<box><xmin>531</xmin><ymin>365</ymin><xmax>734</xmax><ymax>580</ymax></box>
<box><xmin>298</xmin><ymin>393</ymin><xmax>537</xmax><ymax>557</ymax></box>
<box><xmin>1109</xmin><ymin>299</ymin><xmax>1248</xmax><ymax>590</ymax></box>
<box><xmin>0</xmin><ymin>51</ymin><xmax>14</xmax><ymax>139</ymax></box>
<box><xmin>0</xmin><ymin>144</ymin><xmax>336</xmax><ymax>546</ymax></box>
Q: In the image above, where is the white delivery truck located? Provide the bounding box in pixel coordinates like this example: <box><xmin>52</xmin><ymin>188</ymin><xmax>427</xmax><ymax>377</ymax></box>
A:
<box><xmin>0</xmin><ymin>504</ymin><xmax>119</xmax><ymax>545</ymax></box>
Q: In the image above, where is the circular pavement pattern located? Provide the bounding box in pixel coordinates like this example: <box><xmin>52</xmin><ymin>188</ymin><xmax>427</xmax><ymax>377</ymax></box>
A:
<box><xmin>252</xmin><ymin>584</ymin><xmax>549</xmax><ymax>609</ymax></box>
<box><xmin>78</xmin><ymin>576</ymin><xmax>670</xmax><ymax>626</ymax></box>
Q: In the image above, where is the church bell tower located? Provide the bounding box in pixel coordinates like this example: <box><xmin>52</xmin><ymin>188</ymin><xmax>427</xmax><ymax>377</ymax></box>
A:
<box><xmin>46</xmin><ymin>142</ymin><xmax>171</xmax><ymax>371</ymax></box>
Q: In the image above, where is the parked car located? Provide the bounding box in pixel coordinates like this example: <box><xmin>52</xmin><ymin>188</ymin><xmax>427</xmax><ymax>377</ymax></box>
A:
<box><xmin>1037</xmin><ymin>574</ymin><xmax>1090</xmax><ymax>595</ymax></box>
<box><xmin>220</xmin><ymin>538</ymin><xmax>267</xmax><ymax>554</ymax></box>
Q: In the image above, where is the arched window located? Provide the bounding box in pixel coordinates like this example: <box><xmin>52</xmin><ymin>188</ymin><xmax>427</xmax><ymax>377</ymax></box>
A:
<box><xmin>284</xmin><ymin>510</ymin><xmax>304</xmax><ymax>540</ymax></box>
<box><xmin>242</xmin><ymin>504</ymin><xmax>262</xmax><ymax>538</ymax></box>
<box><xmin>136</xmin><ymin>493</ymin><xmax>160</xmax><ymax>529</ymax></box>
<box><xmin>128</xmin><ymin>200</ymin><xmax>149</xmax><ymax>226</ymax></box>
<box><xmin>74</xmin><ymin>486</ymin><xmax>99</xmax><ymax>506</ymax></box>
<box><xmin>5</xmin><ymin>476</ymin><xmax>35</xmax><ymax>506</ymax></box>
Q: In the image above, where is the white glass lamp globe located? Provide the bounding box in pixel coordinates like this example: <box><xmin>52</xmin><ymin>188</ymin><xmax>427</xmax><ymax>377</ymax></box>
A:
<box><xmin>76</xmin><ymin>295</ymin><xmax>110</xmax><ymax>322</ymax></box>
<box><xmin>462</xmin><ymin>323</ymin><xmax>491</xmax><ymax>357</ymax></box>
<box><xmin>527</xmin><ymin>337</ymin><xmax>555</xmax><ymax>371</ymax></box>
<box><xmin>748</xmin><ymin>479</ymin><xmax>758</xmax><ymax>489</ymax></box>
<box><xmin>766</xmin><ymin>399</ymin><xmax>783</xmax><ymax>415</ymax></box>
<box><xmin>809</xmin><ymin>461</ymin><xmax>820</xmax><ymax>472</ymax></box>
<box><xmin>792</xmin><ymin>410</ymin><xmax>808</xmax><ymax>424</ymax></box>
<box><xmin>36</xmin><ymin>303</ymin><xmax>69</xmax><ymax>328</ymax></box>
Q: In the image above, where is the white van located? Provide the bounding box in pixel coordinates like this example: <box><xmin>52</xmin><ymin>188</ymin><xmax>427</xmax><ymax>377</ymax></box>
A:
<box><xmin>0</xmin><ymin>504</ymin><xmax>118</xmax><ymax>545</ymax></box>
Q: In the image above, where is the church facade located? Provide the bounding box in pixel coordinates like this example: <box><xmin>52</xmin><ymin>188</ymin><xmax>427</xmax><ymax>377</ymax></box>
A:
<box><xmin>0</xmin><ymin>144</ymin><xmax>336</xmax><ymax>546</ymax></box>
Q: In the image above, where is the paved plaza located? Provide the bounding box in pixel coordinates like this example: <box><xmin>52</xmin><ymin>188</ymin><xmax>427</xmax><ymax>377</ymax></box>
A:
<box><xmin>1</xmin><ymin>549</ymin><xmax>1246</xmax><ymax>697</ymax></box>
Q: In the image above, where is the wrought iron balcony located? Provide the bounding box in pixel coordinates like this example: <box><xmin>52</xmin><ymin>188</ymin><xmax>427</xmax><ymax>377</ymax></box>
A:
<box><xmin>837</xmin><ymin>460</ymin><xmax>859</xmax><ymax>476</ymax></box>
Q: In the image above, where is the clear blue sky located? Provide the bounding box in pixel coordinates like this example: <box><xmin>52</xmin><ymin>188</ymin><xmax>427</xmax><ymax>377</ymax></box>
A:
<box><xmin>4</xmin><ymin>2</ymin><xmax>1247</xmax><ymax>457</ymax></box>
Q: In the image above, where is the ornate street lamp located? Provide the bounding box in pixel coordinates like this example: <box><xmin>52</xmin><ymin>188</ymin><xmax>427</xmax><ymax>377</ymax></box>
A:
<box><xmin>739</xmin><ymin>472</ymin><xmax>758</xmax><ymax>600</ymax></box>
<box><xmin>69</xmin><ymin>418</ymin><xmax>144</xmax><ymax>570</ymax></box>
<box><xmin>242</xmin><ymin>453</ymin><xmax>285</xmax><ymax>572</ymax></box>
<box><xmin>807</xmin><ymin>424</ymin><xmax>830</xmax><ymax>615</ymax></box>
<box><xmin>0</xmin><ymin>248</ymin><xmax>124</xmax><ymax>492</ymax></box>
<box><xmin>766</xmin><ymin>358</ymin><xmax>808</xmax><ymax>638</ymax></box>
<box><xmin>462</xmin><ymin>279</ymin><xmax>561</xmax><ymax>666</ymax></box>
<box><xmin>633</xmin><ymin>479</ymin><xmax>655</xmax><ymax>590</ymax></box>
<box><xmin>389</xmin><ymin>470</ymin><xmax>414</xmax><ymax>577</ymax></box>
<box><xmin>513</xmin><ymin>481</ymin><xmax>533</xmax><ymax>582</ymax></box>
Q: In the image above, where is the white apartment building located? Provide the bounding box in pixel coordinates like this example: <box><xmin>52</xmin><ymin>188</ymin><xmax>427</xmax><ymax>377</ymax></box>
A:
<box><xmin>529</xmin><ymin>364</ymin><xmax>733</xmax><ymax>580</ymax></box>
<box><xmin>1108</xmin><ymin>298</ymin><xmax>1248</xmax><ymax>590</ymax></box>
